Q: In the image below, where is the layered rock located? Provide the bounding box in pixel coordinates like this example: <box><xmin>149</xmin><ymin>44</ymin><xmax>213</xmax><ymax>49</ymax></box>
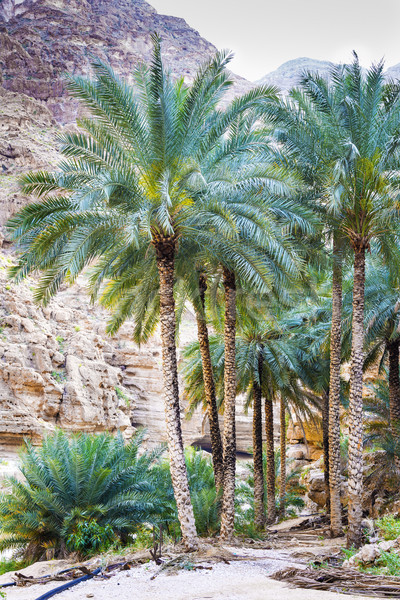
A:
<box><xmin>0</xmin><ymin>0</ymin><xmax>329</xmax><ymax>463</ymax></box>
<box><xmin>0</xmin><ymin>0</ymin><xmax>217</xmax><ymax>123</ymax></box>
<box><xmin>0</xmin><ymin>252</ymin><xmax>256</xmax><ymax>455</ymax></box>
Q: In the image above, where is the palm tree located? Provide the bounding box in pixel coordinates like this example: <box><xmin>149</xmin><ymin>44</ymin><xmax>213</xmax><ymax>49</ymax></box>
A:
<box><xmin>194</xmin><ymin>271</ymin><xmax>225</xmax><ymax>490</ymax></box>
<box><xmin>274</xmin><ymin>81</ymin><xmax>346</xmax><ymax>537</ymax></box>
<box><xmin>364</xmin><ymin>260</ymin><xmax>400</xmax><ymax>467</ymax></box>
<box><xmin>324</xmin><ymin>58</ymin><xmax>400</xmax><ymax>547</ymax></box>
<box><xmin>8</xmin><ymin>38</ymin><xmax>288</xmax><ymax>549</ymax></box>
<box><xmin>279</xmin><ymin>55</ymin><xmax>400</xmax><ymax>546</ymax></box>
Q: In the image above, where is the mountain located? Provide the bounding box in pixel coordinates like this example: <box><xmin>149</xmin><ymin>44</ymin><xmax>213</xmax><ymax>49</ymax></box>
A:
<box><xmin>256</xmin><ymin>57</ymin><xmax>334</xmax><ymax>91</ymax></box>
<box><xmin>0</xmin><ymin>0</ymin><xmax>261</xmax><ymax>456</ymax></box>
<box><xmin>385</xmin><ymin>63</ymin><xmax>400</xmax><ymax>81</ymax></box>
<box><xmin>257</xmin><ymin>57</ymin><xmax>400</xmax><ymax>93</ymax></box>
<box><xmin>0</xmin><ymin>0</ymin><xmax>218</xmax><ymax>124</ymax></box>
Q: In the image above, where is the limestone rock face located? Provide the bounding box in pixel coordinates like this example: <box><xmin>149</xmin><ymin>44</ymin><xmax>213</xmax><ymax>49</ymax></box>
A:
<box><xmin>286</xmin><ymin>417</ymin><xmax>323</xmax><ymax>473</ymax></box>
<box><xmin>0</xmin><ymin>254</ymin><xmax>135</xmax><ymax>446</ymax></box>
<box><xmin>0</xmin><ymin>252</ymin><xmax>256</xmax><ymax>455</ymax></box>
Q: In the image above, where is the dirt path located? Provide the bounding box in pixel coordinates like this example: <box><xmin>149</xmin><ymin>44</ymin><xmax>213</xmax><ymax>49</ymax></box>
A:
<box><xmin>5</xmin><ymin>548</ymin><xmax>374</xmax><ymax>600</ymax></box>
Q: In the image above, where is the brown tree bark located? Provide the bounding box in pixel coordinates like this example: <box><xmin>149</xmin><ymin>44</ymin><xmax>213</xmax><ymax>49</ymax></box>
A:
<box><xmin>279</xmin><ymin>396</ymin><xmax>286</xmax><ymax>518</ymax></box>
<box><xmin>195</xmin><ymin>273</ymin><xmax>224</xmax><ymax>491</ymax></box>
<box><xmin>253</xmin><ymin>353</ymin><xmax>266</xmax><ymax>529</ymax></box>
<box><xmin>264</xmin><ymin>391</ymin><xmax>276</xmax><ymax>524</ymax></box>
<box><xmin>328</xmin><ymin>245</ymin><xmax>343</xmax><ymax>537</ymax></box>
<box><xmin>387</xmin><ymin>340</ymin><xmax>400</xmax><ymax>470</ymax></box>
<box><xmin>322</xmin><ymin>390</ymin><xmax>331</xmax><ymax>516</ymax></box>
<box><xmin>347</xmin><ymin>247</ymin><xmax>366</xmax><ymax>549</ymax></box>
<box><xmin>220</xmin><ymin>267</ymin><xmax>237</xmax><ymax>541</ymax></box>
<box><xmin>155</xmin><ymin>238</ymin><xmax>198</xmax><ymax>551</ymax></box>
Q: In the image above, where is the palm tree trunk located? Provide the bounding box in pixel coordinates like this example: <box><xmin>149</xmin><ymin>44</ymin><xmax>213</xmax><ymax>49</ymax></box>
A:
<box><xmin>220</xmin><ymin>267</ymin><xmax>237</xmax><ymax>541</ymax></box>
<box><xmin>387</xmin><ymin>340</ymin><xmax>400</xmax><ymax>470</ymax></box>
<box><xmin>264</xmin><ymin>391</ymin><xmax>276</xmax><ymax>524</ymax></box>
<box><xmin>279</xmin><ymin>396</ymin><xmax>286</xmax><ymax>518</ymax></box>
<box><xmin>329</xmin><ymin>243</ymin><xmax>343</xmax><ymax>537</ymax></box>
<box><xmin>195</xmin><ymin>273</ymin><xmax>224</xmax><ymax>491</ymax></box>
<box><xmin>253</xmin><ymin>353</ymin><xmax>266</xmax><ymax>529</ymax></box>
<box><xmin>347</xmin><ymin>247</ymin><xmax>366</xmax><ymax>549</ymax></box>
<box><xmin>322</xmin><ymin>390</ymin><xmax>330</xmax><ymax>515</ymax></box>
<box><xmin>155</xmin><ymin>240</ymin><xmax>198</xmax><ymax>551</ymax></box>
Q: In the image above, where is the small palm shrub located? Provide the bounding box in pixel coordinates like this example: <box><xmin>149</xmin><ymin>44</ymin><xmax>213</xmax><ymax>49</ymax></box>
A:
<box><xmin>154</xmin><ymin>447</ymin><xmax>221</xmax><ymax>538</ymax></box>
<box><xmin>0</xmin><ymin>429</ymin><xmax>165</xmax><ymax>559</ymax></box>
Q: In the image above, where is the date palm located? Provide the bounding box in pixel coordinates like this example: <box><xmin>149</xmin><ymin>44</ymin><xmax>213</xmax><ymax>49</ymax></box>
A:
<box><xmin>322</xmin><ymin>57</ymin><xmax>400</xmax><ymax>547</ymax></box>
<box><xmin>279</xmin><ymin>55</ymin><xmax>400</xmax><ymax>545</ymax></box>
<box><xmin>7</xmin><ymin>37</ymin><xmax>290</xmax><ymax>549</ymax></box>
<box><xmin>275</xmin><ymin>75</ymin><xmax>350</xmax><ymax>537</ymax></box>
<box><xmin>90</xmin><ymin>105</ymin><xmax>310</xmax><ymax>508</ymax></box>
<box><xmin>364</xmin><ymin>259</ymin><xmax>400</xmax><ymax>467</ymax></box>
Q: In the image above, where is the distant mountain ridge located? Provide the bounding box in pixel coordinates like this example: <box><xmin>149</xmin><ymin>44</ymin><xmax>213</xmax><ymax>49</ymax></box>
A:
<box><xmin>257</xmin><ymin>58</ymin><xmax>333</xmax><ymax>91</ymax></box>
<box><xmin>257</xmin><ymin>57</ymin><xmax>400</xmax><ymax>92</ymax></box>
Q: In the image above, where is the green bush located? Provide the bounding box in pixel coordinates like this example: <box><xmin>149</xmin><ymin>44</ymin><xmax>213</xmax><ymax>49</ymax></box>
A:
<box><xmin>0</xmin><ymin>429</ymin><xmax>165</xmax><ymax>559</ymax></box>
<box><xmin>66</xmin><ymin>520</ymin><xmax>115</xmax><ymax>554</ymax></box>
<box><xmin>376</xmin><ymin>515</ymin><xmax>400</xmax><ymax>541</ymax></box>
<box><xmin>153</xmin><ymin>447</ymin><xmax>221</xmax><ymax>538</ymax></box>
<box><xmin>0</xmin><ymin>558</ymin><xmax>30</xmax><ymax>575</ymax></box>
<box><xmin>375</xmin><ymin>551</ymin><xmax>400</xmax><ymax>576</ymax></box>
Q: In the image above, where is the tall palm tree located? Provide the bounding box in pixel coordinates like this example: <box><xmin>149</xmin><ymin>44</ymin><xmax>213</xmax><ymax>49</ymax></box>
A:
<box><xmin>279</xmin><ymin>56</ymin><xmax>400</xmax><ymax>545</ymax></box>
<box><xmin>195</xmin><ymin>271</ymin><xmax>224</xmax><ymax>490</ymax></box>
<box><xmin>96</xmin><ymin>105</ymin><xmax>309</xmax><ymax>513</ymax></box>
<box><xmin>364</xmin><ymin>260</ymin><xmax>400</xmax><ymax>468</ymax></box>
<box><xmin>324</xmin><ymin>58</ymin><xmax>400</xmax><ymax>547</ymax></box>
<box><xmin>7</xmin><ymin>38</ymin><xmax>288</xmax><ymax>549</ymax></box>
<box><xmin>274</xmin><ymin>82</ymin><xmax>346</xmax><ymax>537</ymax></box>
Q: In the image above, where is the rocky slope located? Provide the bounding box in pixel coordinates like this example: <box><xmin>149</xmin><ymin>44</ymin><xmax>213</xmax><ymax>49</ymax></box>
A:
<box><xmin>0</xmin><ymin>0</ymin><xmax>328</xmax><ymax>459</ymax></box>
<box><xmin>0</xmin><ymin>251</ymin><xmax>263</xmax><ymax>455</ymax></box>
<box><xmin>0</xmin><ymin>0</ymin><xmax>217</xmax><ymax>123</ymax></box>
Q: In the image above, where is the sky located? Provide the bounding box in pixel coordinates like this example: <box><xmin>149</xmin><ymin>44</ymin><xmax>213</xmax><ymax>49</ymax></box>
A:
<box><xmin>150</xmin><ymin>0</ymin><xmax>400</xmax><ymax>81</ymax></box>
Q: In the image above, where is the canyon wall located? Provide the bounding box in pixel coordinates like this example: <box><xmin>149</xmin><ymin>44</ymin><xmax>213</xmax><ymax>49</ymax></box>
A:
<box><xmin>0</xmin><ymin>0</ymin><xmax>328</xmax><ymax>460</ymax></box>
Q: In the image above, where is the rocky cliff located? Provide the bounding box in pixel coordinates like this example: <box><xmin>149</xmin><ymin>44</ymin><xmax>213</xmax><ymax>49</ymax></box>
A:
<box><xmin>0</xmin><ymin>0</ymin><xmax>218</xmax><ymax>123</ymax></box>
<box><xmin>0</xmin><ymin>249</ymin><xmax>260</xmax><ymax>455</ymax></box>
<box><xmin>0</xmin><ymin>0</ymin><xmax>333</xmax><ymax>458</ymax></box>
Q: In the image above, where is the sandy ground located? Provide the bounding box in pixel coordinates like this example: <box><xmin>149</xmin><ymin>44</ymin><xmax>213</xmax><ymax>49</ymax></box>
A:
<box><xmin>5</xmin><ymin>548</ymin><xmax>375</xmax><ymax>600</ymax></box>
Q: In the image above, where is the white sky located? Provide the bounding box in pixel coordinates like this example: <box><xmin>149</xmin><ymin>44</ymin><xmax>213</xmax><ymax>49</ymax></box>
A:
<box><xmin>150</xmin><ymin>0</ymin><xmax>400</xmax><ymax>81</ymax></box>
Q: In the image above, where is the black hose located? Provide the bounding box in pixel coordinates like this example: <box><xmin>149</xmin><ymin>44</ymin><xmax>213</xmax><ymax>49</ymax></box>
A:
<box><xmin>33</xmin><ymin>568</ymin><xmax>101</xmax><ymax>600</ymax></box>
<box><xmin>0</xmin><ymin>563</ymin><xmax>98</xmax><ymax>589</ymax></box>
